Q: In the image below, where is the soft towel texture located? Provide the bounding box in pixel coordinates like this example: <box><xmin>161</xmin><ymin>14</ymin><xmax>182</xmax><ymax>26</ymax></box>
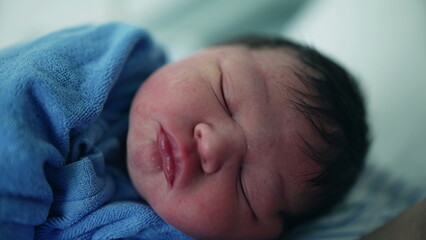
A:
<box><xmin>0</xmin><ymin>23</ymin><xmax>193</xmax><ymax>240</ymax></box>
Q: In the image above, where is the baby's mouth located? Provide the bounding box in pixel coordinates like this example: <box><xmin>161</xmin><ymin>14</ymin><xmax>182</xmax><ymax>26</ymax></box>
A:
<box><xmin>157</xmin><ymin>127</ymin><xmax>176</xmax><ymax>186</ymax></box>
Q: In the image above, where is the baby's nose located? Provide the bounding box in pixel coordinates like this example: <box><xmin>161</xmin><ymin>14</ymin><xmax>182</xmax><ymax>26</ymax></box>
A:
<box><xmin>194</xmin><ymin>122</ymin><xmax>241</xmax><ymax>174</ymax></box>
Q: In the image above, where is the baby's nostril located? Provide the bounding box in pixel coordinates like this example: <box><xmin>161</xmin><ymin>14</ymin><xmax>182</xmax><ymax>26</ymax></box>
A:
<box><xmin>196</xmin><ymin>130</ymin><xmax>202</xmax><ymax>139</ymax></box>
<box><xmin>200</xmin><ymin>156</ymin><xmax>206</xmax><ymax>165</ymax></box>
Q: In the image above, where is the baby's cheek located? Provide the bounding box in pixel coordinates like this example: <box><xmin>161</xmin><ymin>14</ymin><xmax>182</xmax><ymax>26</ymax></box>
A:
<box><xmin>156</xmin><ymin>192</ymin><xmax>239</xmax><ymax>239</ymax></box>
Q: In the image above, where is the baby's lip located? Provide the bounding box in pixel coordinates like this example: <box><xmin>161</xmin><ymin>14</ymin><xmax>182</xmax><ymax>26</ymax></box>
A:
<box><xmin>157</xmin><ymin>127</ymin><xmax>176</xmax><ymax>187</ymax></box>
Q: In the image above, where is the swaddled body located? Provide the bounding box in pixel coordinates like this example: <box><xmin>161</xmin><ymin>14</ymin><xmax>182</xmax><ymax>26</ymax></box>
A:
<box><xmin>0</xmin><ymin>23</ymin><xmax>191</xmax><ymax>240</ymax></box>
<box><xmin>0</xmin><ymin>23</ymin><xmax>369</xmax><ymax>240</ymax></box>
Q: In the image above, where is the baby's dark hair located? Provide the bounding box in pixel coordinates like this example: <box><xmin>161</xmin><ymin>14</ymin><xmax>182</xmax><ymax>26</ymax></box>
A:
<box><xmin>217</xmin><ymin>35</ymin><xmax>370</xmax><ymax>226</ymax></box>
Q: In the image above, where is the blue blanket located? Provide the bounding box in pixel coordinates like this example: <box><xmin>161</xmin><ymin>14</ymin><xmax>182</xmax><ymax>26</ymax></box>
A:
<box><xmin>0</xmin><ymin>23</ymin><xmax>193</xmax><ymax>240</ymax></box>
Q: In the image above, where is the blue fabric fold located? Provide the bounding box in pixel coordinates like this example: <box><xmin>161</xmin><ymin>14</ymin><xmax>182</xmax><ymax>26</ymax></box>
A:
<box><xmin>0</xmin><ymin>22</ymin><xmax>193</xmax><ymax>240</ymax></box>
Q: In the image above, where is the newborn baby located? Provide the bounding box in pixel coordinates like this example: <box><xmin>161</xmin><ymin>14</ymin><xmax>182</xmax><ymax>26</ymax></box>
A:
<box><xmin>127</xmin><ymin>36</ymin><xmax>369</xmax><ymax>240</ymax></box>
<box><xmin>0</xmin><ymin>23</ymin><xmax>368</xmax><ymax>240</ymax></box>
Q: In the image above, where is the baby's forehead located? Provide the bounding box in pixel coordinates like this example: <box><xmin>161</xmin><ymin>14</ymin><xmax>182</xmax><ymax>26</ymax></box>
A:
<box><xmin>213</xmin><ymin>45</ymin><xmax>304</xmax><ymax>81</ymax></box>
<box><xmin>194</xmin><ymin>45</ymin><xmax>315</xmax><ymax>118</ymax></box>
<box><xmin>248</xmin><ymin>47</ymin><xmax>313</xmax><ymax>100</ymax></box>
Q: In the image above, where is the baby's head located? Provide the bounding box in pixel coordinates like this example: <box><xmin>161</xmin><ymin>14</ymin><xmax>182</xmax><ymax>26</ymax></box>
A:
<box><xmin>126</xmin><ymin>35</ymin><xmax>369</xmax><ymax>240</ymax></box>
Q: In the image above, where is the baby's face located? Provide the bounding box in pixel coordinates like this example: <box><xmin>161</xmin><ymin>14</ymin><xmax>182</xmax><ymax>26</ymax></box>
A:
<box><xmin>127</xmin><ymin>46</ymin><xmax>323</xmax><ymax>240</ymax></box>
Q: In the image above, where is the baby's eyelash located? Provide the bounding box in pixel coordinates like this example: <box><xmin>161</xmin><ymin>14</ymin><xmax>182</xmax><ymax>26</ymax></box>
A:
<box><xmin>239</xmin><ymin>167</ymin><xmax>258</xmax><ymax>219</ymax></box>
<box><xmin>219</xmin><ymin>75</ymin><xmax>232</xmax><ymax>115</ymax></box>
<box><xmin>239</xmin><ymin>167</ymin><xmax>249</xmax><ymax>204</ymax></box>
